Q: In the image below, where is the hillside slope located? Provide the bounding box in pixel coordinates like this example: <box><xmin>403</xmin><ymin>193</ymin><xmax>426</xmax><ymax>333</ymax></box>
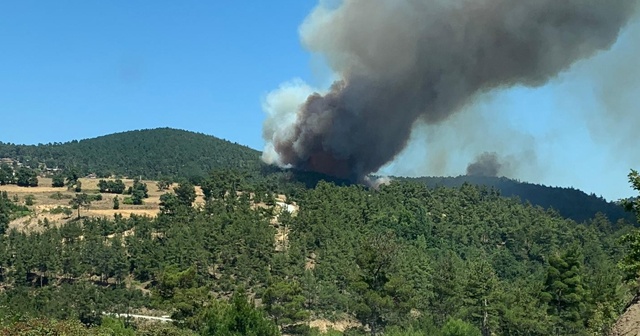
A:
<box><xmin>0</xmin><ymin>128</ymin><xmax>262</xmax><ymax>180</ymax></box>
<box><xmin>0</xmin><ymin>128</ymin><xmax>631</xmax><ymax>225</ymax></box>
<box><xmin>0</xmin><ymin>176</ymin><xmax>633</xmax><ymax>335</ymax></box>
<box><xmin>403</xmin><ymin>175</ymin><xmax>634</xmax><ymax>224</ymax></box>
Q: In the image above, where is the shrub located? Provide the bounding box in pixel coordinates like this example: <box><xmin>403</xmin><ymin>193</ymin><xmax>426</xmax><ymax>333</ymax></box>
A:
<box><xmin>50</xmin><ymin>206</ymin><xmax>73</xmax><ymax>215</ymax></box>
<box><xmin>49</xmin><ymin>192</ymin><xmax>73</xmax><ymax>200</ymax></box>
<box><xmin>24</xmin><ymin>195</ymin><xmax>35</xmax><ymax>206</ymax></box>
<box><xmin>87</xmin><ymin>194</ymin><xmax>103</xmax><ymax>202</ymax></box>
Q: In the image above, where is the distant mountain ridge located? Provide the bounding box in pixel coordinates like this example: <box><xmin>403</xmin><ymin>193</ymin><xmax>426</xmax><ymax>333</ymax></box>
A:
<box><xmin>401</xmin><ymin>175</ymin><xmax>634</xmax><ymax>224</ymax></box>
<box><xmin>0</xmin><ymin>128</ymin><xmax>262</xmax><ymax>180</ymax></box>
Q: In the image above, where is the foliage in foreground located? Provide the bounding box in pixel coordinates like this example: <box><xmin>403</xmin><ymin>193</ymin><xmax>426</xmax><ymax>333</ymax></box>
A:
<box><xmin>0</xmin><ymin>169</ymin><xmax>637</xmax><ymax>335</ymax></box>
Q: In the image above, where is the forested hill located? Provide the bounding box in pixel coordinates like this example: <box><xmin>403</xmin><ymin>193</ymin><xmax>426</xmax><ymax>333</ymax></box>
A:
<box><xmin>0</xmin><ymin>128</ymin><xmax>262</xmax><ymax>180</ymax></box>
<box><xmin>0</xmin><ymin>128</ymin><xmax>631</xmax><ymax>224</ymax></box>
<box><xmin>0</xmin><ymin>176</ymin><xmax>637</xmax><ymax>335</ymax></box>
<box><xmin>402</xmin><ymin>175</ymin><xmax>634</xmax><ymax>224</ymax></box>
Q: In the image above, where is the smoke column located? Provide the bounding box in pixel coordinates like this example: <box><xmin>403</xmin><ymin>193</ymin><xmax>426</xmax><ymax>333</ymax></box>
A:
<box><xmin>262</xmin><ymin>0</ymin><xmax>639</xmax><ymax>182</ymax></box>
<box><xmin>466</xmin><ymin>152</ymin><xmax>503</xmax><ymax>177</ymax></box>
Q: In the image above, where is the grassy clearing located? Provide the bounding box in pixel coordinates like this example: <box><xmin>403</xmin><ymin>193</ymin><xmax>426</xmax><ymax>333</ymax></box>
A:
<box><xmin>0</xmin><ymin>177</ymin><xmax>205</xmax><ymax>232</ymax></box>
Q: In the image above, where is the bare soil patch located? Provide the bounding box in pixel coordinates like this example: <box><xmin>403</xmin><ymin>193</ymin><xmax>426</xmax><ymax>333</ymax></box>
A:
<box><xmin>611</xmin><ymin>296</ymin><xmax>640</xmax><ymax>336</ymax></box>
<box><xmin>309</xmin><ymin>319</ymin><xmax>360</xmax><ymax>333</ymax></box>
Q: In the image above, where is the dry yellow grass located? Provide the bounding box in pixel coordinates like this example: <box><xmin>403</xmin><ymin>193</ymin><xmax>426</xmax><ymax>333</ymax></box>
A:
<box><xmin>4</xmin><ymin>177</ymin><xmax>185</xmax><ymax>231</ymax></box>
<box><xmin>38</xmin><ymin>177</ymin><xmax>53</xmax><ymax>187</ymax></box>
<box><xmin>0</xmin><ymin>185</ymin><xmax>65</xmax><ymax>193</ymax></box>
<box><xmin>87</xmin><ymin>209</ymin><xmax>159</xmax><ymax>217</ymax></box>
<box><xmin>8</xmin><ymin>212</ymin><xmax>68</xmax><ymax>232</ymax></box>
<box><xmin>5</xmin><ymin>177</ymin><xmax>223</xmax><ymax>233</ymax></box>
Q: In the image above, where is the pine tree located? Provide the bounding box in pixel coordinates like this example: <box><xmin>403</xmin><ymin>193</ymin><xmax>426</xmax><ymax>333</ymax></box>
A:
<box><xmin>440</xmin><ymin>319</ymin><xmax>482</xmax><ymax>336</ymax></box>
<box><xmin>620</xmin><ymin>170</ymin><xmax>640</xmax><ymax>282</ymax></box>
<box><xmin>429</xmin><ymin>250</ymin><xmax>465</xmax><ymax>326</ymax></box>
<box><xmin>200</xmin><ymin>290</ymin><xmax>280</xmax><ymax>336</ymax></box>
<box><xmin>351</xmin><ymin>232</ymin><xmax>413</xmax><ymax>336</ymax></box>
<box><xmin>462</xmin><ymin>257</ymin><xmax>500</xmax><ymax>336</ymax></box>
<box><xmin>263</xmin><ymin>280</ymin><xmax>310</xmax><ymax>331</ymax></box>
<box><xmin>174</xmin><ymin>182</ymin><xmax>196</xmax><ymax>206</ymax></box>
<box><xmin>541</xmin><ymin>247</ymin><xmax>587</xmax><ymax>334</ymax></box>
<box><xmin>69</xmin><ymin>193</ymin><xmax>91</xmax><ymax>219</ymax></box>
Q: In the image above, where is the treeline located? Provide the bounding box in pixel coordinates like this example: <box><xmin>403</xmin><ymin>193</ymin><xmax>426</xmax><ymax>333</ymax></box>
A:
<box><xmin>97</xmin><ymin>178</ymin><xmax>149</xmax><ymax>205</ymax></box>
<box><xmin>98</xmin><ymin>179</ymin><xmax>126</xmax><ymax>194</ymax></box>
<box><xmin>0</xmin><ymin>169</ymin><xmax>638</xmax><ymax>335</ymax></box>
<box><xmin>404</xmin><ymin>175</ymin><xmax>635</xmax><ymax>224</ymax></box>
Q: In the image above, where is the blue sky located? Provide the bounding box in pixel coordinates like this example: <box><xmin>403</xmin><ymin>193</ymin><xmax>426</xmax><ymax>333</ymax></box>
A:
<box><xmin>0</xmin><ymin>1</ymin><xmax>317</xmax><ymax>147</ymax></box>
<box><xmin>0</xmin><ymin>1</ymin><xmax>638</xmax><ymax>200</ymax></box>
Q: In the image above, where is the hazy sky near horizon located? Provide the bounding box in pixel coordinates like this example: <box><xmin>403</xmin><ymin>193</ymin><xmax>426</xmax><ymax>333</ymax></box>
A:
<box><xmin>0</xmin><ymin>1</ymin><xmax>638</xmax><ymax>201</ymax></box>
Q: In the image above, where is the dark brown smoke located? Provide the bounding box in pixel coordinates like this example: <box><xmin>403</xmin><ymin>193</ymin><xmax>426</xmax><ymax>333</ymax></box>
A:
<box><xmin>263</xmin><ymin>0</ymin><xmax>639</xmax><ymax>182</ymax></box>
<box><xmin>466</xmin><ymin>152</ymin><xmax>502</xmax><ymax>177</ymax></box>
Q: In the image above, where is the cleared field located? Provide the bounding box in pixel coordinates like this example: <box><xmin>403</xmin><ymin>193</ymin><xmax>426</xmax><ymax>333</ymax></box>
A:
<box><xmin>87</xmin><ymin>209</ymin><xmax>159</xmax><ymax>217</ymax></box>
<box><xmin>0</xmin><ymin>185</ymin><xmax>65</xmax><ymax>193</ymax></box>
<box><xmin>4</xmin><ymin>177</ymin><xmax>204</xmax><ymax>231</ymax></box>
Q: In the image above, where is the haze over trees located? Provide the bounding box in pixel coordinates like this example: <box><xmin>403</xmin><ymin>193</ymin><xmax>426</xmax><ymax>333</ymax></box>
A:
<box><xmin>405</xmin><ymin>175</ymin><xmax>635</xmax><ymax>224</ymax></box>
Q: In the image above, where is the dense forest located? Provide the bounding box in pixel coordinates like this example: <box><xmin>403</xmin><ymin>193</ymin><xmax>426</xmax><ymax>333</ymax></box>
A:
<box><xmin>0</xmin><ymin>128</ymin><xmax>261</xmax><ymax>181</ymax></box>
<box><xmin>0</xmin><ymin>168</ymin><xmax>639</xmax><ymax>335</ymax></box>
<box><xmin>404</xmin><ymin>175</ymin><xmax>635</xmax><ymax>224</ymax></box>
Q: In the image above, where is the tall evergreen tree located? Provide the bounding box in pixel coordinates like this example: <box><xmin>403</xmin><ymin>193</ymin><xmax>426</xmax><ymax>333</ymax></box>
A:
<box><xmin>174</xmin><ymin>182</ymin><xmax>196</xmax><ymax>206</ymax></box>
<box><xmin>351</xmin><ymin>232</ymin><xmax>413</xmax><ymax>336</ymax></box>
<box><xmin>263</xmin><ymin>280</ymin><xmax>309</xmax><ymax>331</ymax></box>
<box><xmin>541</xmin><ymin>247</ymin><xmax>587</xmax><ymax>334</ymax></box>
<box><xmin>69</xmin><ymin>193</ymin><xmax>91</xmax><ymax>219</ymax></box>
<box><xmin>619</xmin><ymin>170</ymin><xmax>640</xmax><ymax>286</ymax></box>
<box><xmin>462</xmin><ymin>257</ymin><xmax>501</xmax><ymax>336</ymax></box>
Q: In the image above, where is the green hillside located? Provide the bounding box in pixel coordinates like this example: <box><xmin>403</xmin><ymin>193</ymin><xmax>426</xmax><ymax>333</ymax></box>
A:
<box><xmin>0</xmin><ymin>128</ymin><xmax>262</xmax><ymax>181</ymax></box>
<box><xmin>0</xmin><ymin>173</ymin><xmax>637</xmax><ymax>335</ymax></box>
<box><xmin>0</xmin><ymin>128</ymin><xmax>632</xmax><ymax>225</ymax></box>
<box><xmin>0</xmin><ymin>128</ymin><xmax>639</xmax><ymax>334</ymax></box>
